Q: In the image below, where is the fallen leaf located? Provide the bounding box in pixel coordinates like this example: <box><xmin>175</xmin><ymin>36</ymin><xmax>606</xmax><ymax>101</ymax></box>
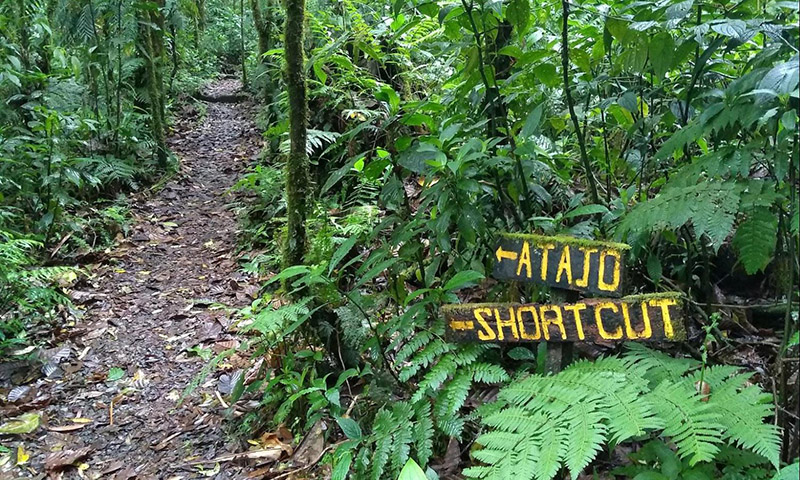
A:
<box><xmin>0</xmin><ymin>412</ymin><xmax>41</xmax><ymax>434</ymax></box>
<box><xmin>71</xmin><ymin>417</ymin><xmax>93</xmax><ymax>424</ymax></box>
<box><xmin>8</xmin><ymin>346</ymin><xmax>36</xmax><ymax>356</ymax></box>
<box><xmin>45</xmin><ymin>447</ymin><xmax>92</xmax><ymax>472</ymax></box>
<box><xmin>7</xmin><ymin>385</ymin><xmax>30</xmax><ymax>402</ymax></box>
<box><xmin>48</xmin><ymin>423</ymin><xmax>88</xmax><ymax>432</ymax></box>
<box><xmin>196</xmin><ymin>462</ymin><xmax>220</xmax><ymax>476</ymax></box>
<box><xmin>201</xmin><ymin>447</ymin><xmax>283</xmax><ymax>464</ymax></box>
<box><xmin>217</xmin><ymin>370</ymin><xmax>242</xmax><ymax>395</ymax></box>
<box><xmin>293</xmin><ymin>420</ymin><xmax>325</xmax><ymax>466</ymax></box>
<box><xmin>107</xmin><ymin>367</ymin><xmax>125</xmax><ymax>381</ymax></box>
<box><xmin>16</xmin><ymin>445</ymin><xmax>30</xmax><ymax>465</ymax></box>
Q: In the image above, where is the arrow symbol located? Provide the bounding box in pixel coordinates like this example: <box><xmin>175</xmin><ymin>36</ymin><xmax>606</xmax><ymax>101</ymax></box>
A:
<box><xmin>495</xmin><ymin>246</ymin><xmax>518</xmax><ymax>263</ymax></box>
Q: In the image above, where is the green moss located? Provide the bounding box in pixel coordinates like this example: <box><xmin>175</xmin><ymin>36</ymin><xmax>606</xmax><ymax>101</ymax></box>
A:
<box><xmin>618</xmin><ymin>291</ymin><xmax>683</xmax><ymax>303</ymax></box>
<box><xmin>500</xmin><ymin>232</ymin><xmax>631</xmax><ymax>251</ymax></box>
<box><xmin>441</xmin><ymin>292</ymin><xmax>683</xmax><ymax>310</ymax></box>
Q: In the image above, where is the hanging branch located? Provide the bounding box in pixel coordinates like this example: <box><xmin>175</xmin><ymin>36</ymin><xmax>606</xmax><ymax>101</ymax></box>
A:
<box><xmin>561</xmin><ymin>0</ymin><xmax>600</xmax><ymax>205</ymax></box>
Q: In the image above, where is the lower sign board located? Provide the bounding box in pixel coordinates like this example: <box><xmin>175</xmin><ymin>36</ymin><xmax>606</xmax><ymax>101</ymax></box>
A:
<box><xmin>442</xmin><ymin>293</ymin><xmax>685</xmax><ymax>343</ymax></box>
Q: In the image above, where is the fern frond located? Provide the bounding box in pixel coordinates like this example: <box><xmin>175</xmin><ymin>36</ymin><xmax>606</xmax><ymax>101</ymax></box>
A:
<box><xmin>563</xmin><ymin>401</ymin><xmax>607</xmax><ymax>479</ymax></box>
<box><xmin>624</xmin><ymin>344</ymin><xmax>697</xmax><ymax>384</ymax></box>
<box><xmin>704</xmin><ymin>371</ymin><xmax>781</xmax><ymax>467</ymax></box>
<box><xmin>370</xmin><ymin>409</ymin><xmax>394</xmax><ymax>480</ymax></box>
<box><xmin>471</xmin><ymin>362</ymin><xmax>509</xmax><ymax>384</ymax></box>
<box><xmin>732</xmin><ymin>207</ymin><xmax>778</xmax><ymax>274</ymax></box>
<box><xmin>483</xmin><ymin>407</ymin><xmax>548</xmax><ymax>435</ymax></box>
<box><xmin>413</xmin><ymin>402</ymin><xmax>434</xmax><ymax>466</ymax></box>
<box><xmin>435</xmin><ymin>369</ymin><xmax>472</xmax><ymax>419</ymax></box>
<box><xmin>534</xmin><ymin>422</ymin><xmax>566</xmax><ymax>480</ymax></box>
<box><xmin>411</xmin><ymin>354</ymin><xmax>457</xmax><ymax>402</ymax></box>
<box><xmin>648</xmin><ymin>381</ymin><xmax>723</xmax><ymax>465</ymax></box>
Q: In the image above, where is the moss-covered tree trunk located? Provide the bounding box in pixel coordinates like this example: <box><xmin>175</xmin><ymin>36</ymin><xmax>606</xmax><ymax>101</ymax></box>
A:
<box><xmin>251</xmin><ymin>0</ymin><xmax>277</xmax><ymax>110</ymax></box>
<box><xmin>282</xmin><ymin>0</ymin><xmax>308</xmax><ymax>270</ymax></box>
<box><xmin>139</xmin><ymin>9</ymin><xmax>168</xmax><ymax>167</ymax></box>
<box><xmin>251</xmin><ymin>0</ymin><xmax>271</xmax><ymax>61</ymax></box>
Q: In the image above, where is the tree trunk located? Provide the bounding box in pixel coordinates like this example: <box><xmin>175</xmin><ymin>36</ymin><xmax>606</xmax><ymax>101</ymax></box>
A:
<box><xmin>139</xmin><ymin>10</ymin><xmax>168</xmax><ymax>167</ymax></box>
<box><xmin>283</xmin><ymin>0</ymin><xmax>308</xmax><ymax>271</ymax></box>
<box><xmin>251</xmin><ymin>0</ymin><xmax>270</xmax><ymax>61</ymax></box>
<box><xmin>240</xmin><ymin>0</ymin><xmax>248</xmax><ymax>87</ymax></box>
<box><xmin>251</xmin><ymin>0</ymin><xmax>276</xmax><ymax>107</ymax></box>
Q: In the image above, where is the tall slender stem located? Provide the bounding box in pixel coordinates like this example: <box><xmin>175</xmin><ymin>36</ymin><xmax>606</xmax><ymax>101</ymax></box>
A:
<box><xmin>561</xmin><ymin>0</ymin><xmax>600</xmax><ymax>205</ymax></box>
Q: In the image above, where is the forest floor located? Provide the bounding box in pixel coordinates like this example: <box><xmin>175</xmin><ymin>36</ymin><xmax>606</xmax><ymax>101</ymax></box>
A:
<box><xmin>2</xmin><ymin>80</ymin><xmax>266</xmax><ymax>479</ymax></box>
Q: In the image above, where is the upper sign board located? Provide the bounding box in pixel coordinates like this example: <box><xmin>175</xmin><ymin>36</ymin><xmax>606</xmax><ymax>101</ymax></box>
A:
<box><xmin>492</xmin><ymin>234</ymin><xmax>630</xmax><ymax>297</ymax></box>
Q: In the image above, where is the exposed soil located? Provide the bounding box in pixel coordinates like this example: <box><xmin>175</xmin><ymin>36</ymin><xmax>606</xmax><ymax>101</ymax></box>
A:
<box><xmin>2</xmin><ymin>80</ymin><xmax>265</xmax><ymax>479</ymax></box>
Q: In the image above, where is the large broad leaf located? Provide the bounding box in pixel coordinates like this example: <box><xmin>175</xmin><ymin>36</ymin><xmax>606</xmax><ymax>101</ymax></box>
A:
<box><xmin>506</xmin><ymin>0</ymin><xmax>530</xmax><ymax>35</ymax></box>
<box><xmin>336</xmin><ymin>417</ymin><xmax>363</xmax><ymax>440</ymax></box>
<box><xmin>563</xmin><ymin>204</ymin><xmax>609</xmax><ymax>220</ymax></box>
<box><xmin>533</xmin><ymin>63</ymin><xmax>559</xmax><ymax>87</ymax></box>
<box><xmin>758</xmin><ymin>57</ymin><xmax>800</xmax><ymax>95</ymax></box>
<box><xmin>398</xmin><ymin>458</ymin><xmax>428</xmax><ymax>480</ymax></box>
<box><xmin>443</xmin><ymin>270</ymin><xmax>484</xmax><ymax>291</ymax></box>
<box><xmin>711</xmin><ymin>19</ymin><xmax>747</xmax><ymax>38</ymax></box>
<box><xmin>666</xmin><ymin>0</ymin><xmax>693</xmax><ymax>20</ymax></box>
<box><xmin>650</xmin><ymin>32</ymin><xmax>675</xmax><ymax>79</ymax></box>
<box><xmin>521</xmin><ymin>104</ymin><xmax>543</xmax><ymax>138</ymax></box>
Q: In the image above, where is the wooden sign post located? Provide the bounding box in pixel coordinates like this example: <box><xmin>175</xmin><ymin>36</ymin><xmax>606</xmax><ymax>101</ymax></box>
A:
<box><xmin>443</xmin><ymin>233</ymin><xmax>686</xmax><ymax>373</ymax></box>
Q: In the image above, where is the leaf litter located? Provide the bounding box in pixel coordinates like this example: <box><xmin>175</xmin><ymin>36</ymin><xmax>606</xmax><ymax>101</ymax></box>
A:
<box><xmin>0</xmin><ymin>80</ymin><xmax>275</xmax><ymax>478</ymax></box>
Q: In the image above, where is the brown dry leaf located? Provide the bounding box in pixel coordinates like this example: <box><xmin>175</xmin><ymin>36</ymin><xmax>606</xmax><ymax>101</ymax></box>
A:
<box><xmin>432</xmin><ymin>437</ymin><xmax>461</xmax><ymax>477</ymax></box>
<box><xmin>254</xmin><ymin>429</ymin><xmax>293</xmax><ymax>456</ymax></box>
<box><xmin>201</xmin><ymin>447</ymin><xmax>284</xmax><ymax>464</ymax></box>
<box><xmin>695</xmin><ymin>380</ymin><xmax>711</xmax><ymax>402</ymax></box>
<box><xmin>45</xmin><ymin>447</ymin><xmax>92</xmax><ymax>472</ymax></box>
<box><xmin>112</xmin><ymin>466</ymin><xmax>138</xmax><ymax>480</ymax></box>
<box><xmin>48</xmin><ymin>423</ymin><xmax>88</xmax><ymax>432</ymax></box>
<box><xmin>292</xmin><ymin>420</ymin><xmax>325</xmax><ymax>466</ymax></box>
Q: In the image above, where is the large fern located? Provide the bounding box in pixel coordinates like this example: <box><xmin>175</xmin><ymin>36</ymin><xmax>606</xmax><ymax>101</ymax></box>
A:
<box><xmin>466</xmin><ymin>346</ymin><xmax>781</xmax><ymax>480</ymax></box>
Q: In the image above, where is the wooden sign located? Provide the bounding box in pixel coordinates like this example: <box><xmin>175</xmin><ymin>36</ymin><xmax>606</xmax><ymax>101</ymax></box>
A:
<box><xmin>443</xmin><ymin>293</ymin><xmax>685</xmax><ymax>343</ymax></box>
<box><xmin>492</xmin><ymin>234</ymin><xmax>630</xmax><ymax>297</ymax></box>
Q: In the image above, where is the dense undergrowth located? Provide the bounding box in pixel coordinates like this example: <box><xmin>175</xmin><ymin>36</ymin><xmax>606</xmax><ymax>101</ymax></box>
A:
<box><xmin>230</xmin><ymin>0</ymin><xmax>799</xmax><ymax>478</ymax></box>
<box><xmin>1</xmin><ymin>0</ymin><xmax>798</xmax><ymax>478</ymax></box>
<box><xmin>0</xmin><ymin>0</ymin><xmax>245</xmax><ymax>353</ymax></box>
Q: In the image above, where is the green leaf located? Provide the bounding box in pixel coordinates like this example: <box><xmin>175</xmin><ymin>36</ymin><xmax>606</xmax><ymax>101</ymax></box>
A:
<box><xmin>331</xmin><ymin>451</ymin><xmax>353</xmax><ymax>480</ymax></box>
<box><xmin>108</xmin><ymin>367</ymin><xmax>125</xmax><ymax>381</ymax></box>
<box><xmin>666</xmin><ymin>0</ymin><xmax>693</xmax><ymax>20</ymax></box>
<box><xmin>759</xmin><ymin>58</ymin><xmax>800</xmax><ymax>95</ymax></box>
<box><xmin>650</xmin><ymin>32</ymin><xmax>675</xmax><ymax>79</ymax></box>
<box><xmin>521</xmin><ymin>104</ymin><xmax>543</xmax><ymax>138</ymax></box>
<box><xmin>443</xmin><ymin>270</ymin><xmax>484</xmax><ymax>291</ymax></box>
<box><xmin>774</xmin><ymin>462</ymin><xmax>800</xmax><ymax>480</ymax></box>
<box><xmin>606</xmin><ymin>17</ymin><xmax>630</xmax><ymax>43</ymax></box>
<box><xmin>0</xmin><ymin>413</ymin><xmax>40</xmax><ymax>435</ymax></box>
<box><xmin>647</xmin><ymin>254</ymin><xmax>663</xmax><ymax>284</ymax></box>
<box><xmin>329</xmin><ymin>236</ymin><xmax>358</xmax><ymax>274</ymax></box>
<box><xmin>266</xmin><ymin>265</ymin><xmax>312</xmax><ymax>285</ymax></box>
<box><xmin>533</xmin><ymin>63</ymin><xmax>559</xmax><ymax>87</ymax></box>
<box><xmin>336</xmin><ymin>417</ymin><xmax>363</xmax><ymax>440</ymax></box>
<box><xmin>398</xmin><ymin>458</ymin><xmax>428</xmax><ymax>480</ymax></box>
<box><xmin>313</xmin><ymin>61</ymin><xmax>328</xmax><ymax>84</ymax></box>
<box><xmin>506</xmin><ymin>0</ymin><xmax>530</xmax><ymax>35</ymax></box>
<box><xmin>633</xmin><ymin>473</ymin><xmax>670</xmax><ymax>480</ymax></box>
<box><xmin>711</xmin><ymin>19</ymin><xmax>747</xmax><ymax>38</ymax></box>
<box><xmin>563</xmin><ymin>204</ymin><xmax>609</xmax><ymax>220</ymax></box>
<box><xmin>507</xmin><ymin>347</ymin><xmax>536</xmax><ymax>360</ymax></box>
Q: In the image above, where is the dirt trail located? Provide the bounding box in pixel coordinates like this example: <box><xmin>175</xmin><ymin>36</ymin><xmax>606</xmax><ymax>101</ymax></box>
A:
<box><xmin>15</xmin><ymin>80</ymin><xmax>261</xmax><ymax>478</ymax></box>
